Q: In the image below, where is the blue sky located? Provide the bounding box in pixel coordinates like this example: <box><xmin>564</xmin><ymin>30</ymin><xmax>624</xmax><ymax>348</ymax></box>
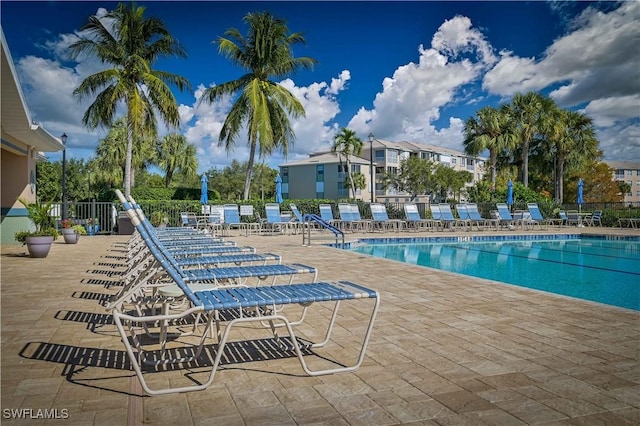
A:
<box><xmin>2</xmin><ymin>1</ymin><xmax>639</xmax><ymax>173</ymax></box>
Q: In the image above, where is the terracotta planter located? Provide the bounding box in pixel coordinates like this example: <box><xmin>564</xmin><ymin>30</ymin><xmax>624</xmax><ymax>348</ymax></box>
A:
<box><xmin>62</xmin><ymin>228</ymin><xmax>79</xmax><ymax>244</ymax></box>
<box><xmin>25</xmin><ymin>235</ymin><xmax>54</xmax><ymax>258</ymax></box>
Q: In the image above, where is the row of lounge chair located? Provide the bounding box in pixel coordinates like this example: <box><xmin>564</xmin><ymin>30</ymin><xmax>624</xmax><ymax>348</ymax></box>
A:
<box><xmin>315</xmin><ymin>202</ymin><xmax>591</xmax><ymax>233</ymax></box>
<box><xmin>181</xmin><ymin>202</ymin><xmax>602</xmax><ymax>236</ymax></box>
<box><xmin>100</xmin><ymin>191</ymin><xmax>380</xmax><ymax>396</ymax></box>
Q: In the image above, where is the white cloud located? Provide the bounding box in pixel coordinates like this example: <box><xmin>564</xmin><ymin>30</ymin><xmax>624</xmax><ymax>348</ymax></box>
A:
<box><xmin>348</xmin><ymin>15</ymin><xmax>494</xmax><ymax>153</ymax></box>
<box><xmin>482</xmin><ymin>1</ymin><xmax>640</xmax><ymax>163</ymax></box>
<box><xmin>581</xmin><ymin>95</ymin><xmax>640</xmax><ymax>127</ymax></box>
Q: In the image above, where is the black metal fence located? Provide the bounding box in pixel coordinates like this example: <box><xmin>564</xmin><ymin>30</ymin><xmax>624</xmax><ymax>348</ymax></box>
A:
<box><xmin>56</xmin><ymin>201</ymin><xmax>116</xmax><ymax>234</ymax></box>
<box><xmin>60</xmin><ymin>199</ymin><xmax>640</xmax><ymax>234</ymax></box>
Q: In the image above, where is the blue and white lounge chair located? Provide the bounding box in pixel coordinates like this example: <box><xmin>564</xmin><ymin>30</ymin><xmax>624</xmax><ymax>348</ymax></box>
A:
<box><xmin>403</xmin><ymin>203</ymin><xmax>434</xmax><ymax>231</ymax></box>
<box><xmin>466</xmin><ymin>203</ymin><xmax>498</xmax><ymax>230</ymax></box>
<box><xmin>370</xmin><ymin>203</ymin><xmax>405</xmax><ymax>232</ymax></box>
<box><xmin>264</xmin><ymin>203</ymin><xmax>297</xmax><ymax>234</ymax></box>
<box><xmin>113</xmin><ymin>265</ymin><xmax>380</xmax><ymax>395</ymax></box>
<box><xmin>496</xmin><ymin>203</ymin><xmax>521</xmax><ymax>230</ymax></box>
<box><xmin>583</xmin><ymin>210</ymin><xmax>602</xmax><ymax>227</ymax></box>
<box><xmin>526</xmin><ymin>203</ymin><xmax>560</xmax><ymax>229</ymax></box>
<box><xmin>438</xmin><ymin>203</ymin><xmax>466</xmax><ymax>230</ymax></box>
<box><xmin>222</xmin><ymin>204</ymin><xmax>246</xmax><ymax>236</ymax></box>
<box><xmin>319</xmin><ymin>204</ymin><xmax>343</xmax><ymax>230</ymax></box>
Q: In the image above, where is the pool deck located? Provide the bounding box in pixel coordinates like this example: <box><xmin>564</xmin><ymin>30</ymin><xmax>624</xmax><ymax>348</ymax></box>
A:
<box><xmin>1</xmin><ymin>227</ymin><xmax>639</xmax><ymax>425</ymax></box>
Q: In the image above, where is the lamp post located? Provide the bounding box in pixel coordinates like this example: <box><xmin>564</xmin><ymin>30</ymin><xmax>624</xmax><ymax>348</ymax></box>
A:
<box><xmin>368</xmin><ymin>132</ymin><xmax>375</xmax><ymax>202</ymax></box>
<box><xmin>61</xmin><ymin>133</ymin><xmax>68</xmax><ymax>221</ymax></box>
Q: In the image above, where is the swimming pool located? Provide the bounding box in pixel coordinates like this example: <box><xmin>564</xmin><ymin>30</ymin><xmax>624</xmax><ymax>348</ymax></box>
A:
<box><xmin>348</xmin><ymin>235</ymin><xmax>640</xmax><ymax>311</ymax></box>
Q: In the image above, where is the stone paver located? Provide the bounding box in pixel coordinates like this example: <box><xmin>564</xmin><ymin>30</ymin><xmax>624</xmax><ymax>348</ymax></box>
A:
<box><xmin>1</xmin><ymin>227</ymin><xmax>639</xmax><ymax>425</ymax></box>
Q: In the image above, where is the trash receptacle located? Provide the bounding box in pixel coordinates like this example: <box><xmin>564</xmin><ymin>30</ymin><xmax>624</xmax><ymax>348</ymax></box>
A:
<box><xmin>118</xmin><ymin>212</ymin><xmax>135</xmax><ymax>235</ymax></box>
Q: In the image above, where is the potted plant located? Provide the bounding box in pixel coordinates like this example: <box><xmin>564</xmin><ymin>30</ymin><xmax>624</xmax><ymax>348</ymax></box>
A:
<box><xmin>86</xmin><ymin>218</ymin><xmax>99</xmax><ymax>235</ymax></box>
<box><xmin>14</xmin><ymin>198</ymin><xmax>59</xmax><ymax>258</ymax></box>
<box><xmin>60</xmin><ymin>220</ymin><xmax>86</xmax><ymax>244</ymax></box>
<box><xmin>61</xmin><ymin>219</ymin><xmax>78</xmax><ymax>244</ymax></box>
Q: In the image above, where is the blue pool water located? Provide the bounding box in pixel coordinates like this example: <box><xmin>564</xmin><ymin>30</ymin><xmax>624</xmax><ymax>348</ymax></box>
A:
<box><xmin>349</xmin><ymin>236</ymin><xmax>640</xmax><ymax>310</ymax></box>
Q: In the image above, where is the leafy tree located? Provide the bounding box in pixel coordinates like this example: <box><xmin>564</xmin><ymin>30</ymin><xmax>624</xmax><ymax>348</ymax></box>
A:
<box><xmin>331</xmin><ymin>128</ymin><xmax>364</xmax><ymax>197</ymax></box>
<box><xmin>432</xmin><ymin>166</ymin><xmax>473</xmax><ymax>202</ymax></box>
<box><xmin>155</xmin><ymin>133</ymin><xmax>198</xmax><ymax>187</ymax></box>
<box><xmin>618</xmin><ymin>181</ymin><xmax>631</xmax><ymax>197</ymax></box>
<box><xmin>252</xmin><ymin>162</ymin><xmax>278</xmax><ymax>200</ymax></box>
<box><xmin>35</xmin><ymin>158</ymin><xmax>61</xmax><ymax>202</ymax></box>
<box><xmin>567</xmin><ymin>162</ymin><xmax>622</xmax><ymax>203</ymax></box>
<box><xmin>134</xmin><ymin>170</ymin><xmax>166</xmax><ymax>188</ymax></box>
<box><xmin>205</xmin><ymin>160</ymin><xmax>277</xmax><ymax>200</ymax></box>
<box><xmin>69</xmin><ymin>2</ymin><xmax>191</xmax><ymax>198</ymax></box>
<box><xmin>463</xmin><ymin>105</ymin><xmax>516</xmax><ymax>188</ymax></box>
<box><xmin>383</xmin><ymin>156</ymin><xmax>438</xmax><ymax>200</ymax></box>
<box><xmin>199</xmin><ymin>11</ymin><xmax>317</xmax><ymax>200</ymax></box>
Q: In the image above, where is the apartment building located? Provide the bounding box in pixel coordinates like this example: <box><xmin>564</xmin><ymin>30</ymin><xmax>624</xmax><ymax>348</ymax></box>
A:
<box><xmin>279</xmin><ymin>138</ymin><xmax>486</xmax><ymax>201</ymax></box>
<box><xmin>605</xmin><ymin>160</ymin><xmax>640</xmax><ymax>204</ymax></box>
<box><xmin>360</xmin><ymin>139</ymin><xmax>486</xmax><ymax>202</ymax></box>
<box><xmin>278</xmin><ymin>152</ymin><xmax>374</xmax><ymax>201</ymax></box>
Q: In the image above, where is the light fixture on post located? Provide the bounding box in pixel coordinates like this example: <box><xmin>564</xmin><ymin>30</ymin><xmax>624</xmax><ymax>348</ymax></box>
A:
<box><xmin>368</xmin><ymin>132</ymin><xmax>375</xmax><ymax>202</ymax></box>
<box><xmin>61</xmin><ymin>133</ymin><xmax>68</xmax><ymax>221</ymax></box>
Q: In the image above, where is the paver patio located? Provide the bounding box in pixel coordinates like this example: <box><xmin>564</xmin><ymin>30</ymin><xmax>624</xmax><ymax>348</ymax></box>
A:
<box><xmin>1</xmin><ymin>227</ymin><xmax>639</xmax><ymax>425</ymax></box>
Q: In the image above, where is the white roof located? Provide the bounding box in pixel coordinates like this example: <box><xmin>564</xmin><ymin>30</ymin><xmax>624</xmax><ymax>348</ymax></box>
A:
<box><xmin>280</xmin><ymin>151</ymin><xmax>373</xmax><ymax>167</ymax></box>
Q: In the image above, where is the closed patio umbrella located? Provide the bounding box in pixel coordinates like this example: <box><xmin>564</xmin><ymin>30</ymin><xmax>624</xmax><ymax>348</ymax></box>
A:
<box><xmin>200</xmin><ymin>174</ymin><xmax>208</xmax><ymax>205</ymax></box>
<box><xmin>275</xmin><ymin>173</ymin><xmax>283</xmax><ymax>204</ymax></box>
<box><xmin>577</xmin><ymin>178</ymin><xmax>584</xmax><ymax>213</ymax></box>
<box><xmin>506</xmin><ymin>179</ymin><xmax>514</xmax><ymax>208</ymax></box>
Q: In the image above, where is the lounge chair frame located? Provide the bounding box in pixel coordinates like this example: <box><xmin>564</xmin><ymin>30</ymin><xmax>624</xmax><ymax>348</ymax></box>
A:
<box><xmin>113</xmin><ymin>269</ymin><xmax>380</xmax><ymax>395</ymax></box>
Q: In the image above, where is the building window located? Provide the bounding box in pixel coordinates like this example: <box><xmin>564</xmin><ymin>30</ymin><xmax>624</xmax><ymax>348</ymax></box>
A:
<box><xmin>375</xmin><ymin>150</ymin><xmax>384</xmax><ymax>161</ymax></box>
<box><xmin>627</xmin><ymin>170</ymin><xmax>633</xmax><ymax>176</ymax></box>
<box><xmin>460</xmin><ymin>158</ymin><xmax>466</xmax><ymax>166</ymax></box>
<box><xmin>351</xmin><ymin>164</ymin><xmax>361</xmax><ymax>173</ymax></box>
<box><xmin>337</xmin><ymin>183</ymin><xmax>348</xmax><ymax>198</ymax></box>
<box><xmin>451</xmin><ymin>158</ymin><xmax>457</xmax><ymax>165</ymax></box>
<box><xmin>316</xmin><ymin>164</ymin><xmax>324</xmax><ymax>182</ymax></box>
<box><xmin>281</xmin><ymin>167</ymin><xmax>289</xmax><ymax>183</ymax></box>
<box><xmin>387</xmin><ymin>150</ymin><xmax>398</xmax><ymax>163</ymax></box>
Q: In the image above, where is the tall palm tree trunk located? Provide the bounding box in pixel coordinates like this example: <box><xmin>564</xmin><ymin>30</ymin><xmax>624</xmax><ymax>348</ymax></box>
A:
<box><xmin>557</xmin><ymin>153</ymin><xmax>565</xmax><ymax>203</ymax></box>
<box><xmin>521</xmin><ymin>139</ymin><xmax>530</xmax><ymax>188</ymax></box>
<box><xmin>243</xmin><ymin>141</ymin><xmax>257</xmax><ymax>200</ymax></box>
<box><xmin>346</xmin><ymin>158</ymin><xmax>356</xmax><ymax>197</ymax></box>
<box><xmin>489</xmin><ymin>150</ymin><xmax>498</xmax><ymax>188</ymax></box>
<box><xmin>124</xmin><ymin>112</ymin><xmax>134</xmax><ymax>199</ymax></box>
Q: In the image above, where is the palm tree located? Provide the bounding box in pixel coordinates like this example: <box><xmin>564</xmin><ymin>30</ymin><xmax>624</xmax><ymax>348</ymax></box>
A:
<box><xmin>463</xmin><ymin>105</ymin><xmax>516</xmax><ymax>189</ymax></box>
<box><xmin>331</xmin><ymin>128</ymin><xmax>364</xmax><ymax>198</ymax></box>
<box><xmin>508</xmin><ymin>92</ymin><xmax>556</xmax><ymax>187</ymax></box>
<box><xmin>199</xmin><ymin>12</ymin><xmax>317</xmax><ymax>200</ymax></box>
<box><xmin>546</xmin><ymin>109</ymin><xmax>599</xmax><ymax>203</ymax></box>
<box><xmin>92</xmin><ymin>118</ymin><xmax>154</xmax><ymax>188</ymax></box>
<box><xmin>69</xmin><ymin>2</ymin><xmax>191</xmax><ymax>198</ymax></box>
<box><xmin>155</xmin><ymin>133</ymin><xmax>198</xmax><ymax>187</ymax></box>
